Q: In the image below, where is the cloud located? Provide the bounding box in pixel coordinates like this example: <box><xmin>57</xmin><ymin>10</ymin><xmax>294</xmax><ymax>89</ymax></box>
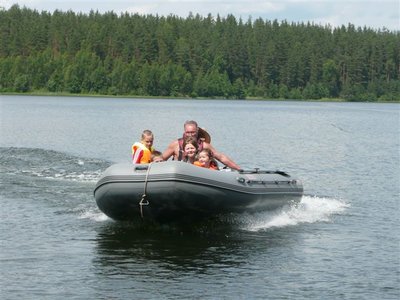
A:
<box><xmin>121</xmin><ymin>1</ymin><xmax>283</xmax><ymax>17</ymax></box>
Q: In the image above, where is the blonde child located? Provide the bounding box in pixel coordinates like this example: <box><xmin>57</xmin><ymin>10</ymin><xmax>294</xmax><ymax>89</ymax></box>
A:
<box><xmin>194</xmin><ymin>148</ymin><xmax>218</xmax><ymax>170</ymax></box>
<box><xmin>132</xmin><ymin>130</ymin><xmax>155</xmax><ymax>164</ymax></box>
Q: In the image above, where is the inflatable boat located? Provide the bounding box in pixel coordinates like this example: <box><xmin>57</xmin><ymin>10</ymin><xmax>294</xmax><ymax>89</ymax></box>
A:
<box><xmin>94</xmin><ymin>161</ymin><xmax>303</xmax><ymax>222</ymax></box>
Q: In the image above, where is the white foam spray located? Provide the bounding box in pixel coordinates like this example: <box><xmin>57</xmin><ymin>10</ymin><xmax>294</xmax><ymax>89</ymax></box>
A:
<box><xmin>75</xmin><ymin>196</ymin><xmax>349</xmax><ymax>226</ymax></box>
<box><xmin>75</xmin><ymin>205</ymin><xmax>109</xmax><ymax>222</ymax></box>
<box><xmin>243</xmin><ymin>195</ymin><xmax>350</xmax><ymax>231</ymax></box>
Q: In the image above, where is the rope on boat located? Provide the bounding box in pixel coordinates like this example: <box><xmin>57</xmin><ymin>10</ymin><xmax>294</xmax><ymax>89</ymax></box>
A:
<box><xmin>139</xmin><ymin>162</ymin><xmax>152</xmax><ymax>219</ymax></box>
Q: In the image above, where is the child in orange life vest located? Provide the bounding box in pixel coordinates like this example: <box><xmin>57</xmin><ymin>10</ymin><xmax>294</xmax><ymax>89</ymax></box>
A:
<box><xmin>132</xmin><ymin>130</ymin><xmax>155</xmax><ymax>164</ymax></box>
<box><xmin>194</xmin><ymin>149</ymin><xmax>218</xmax><ymax>170</ymax></box>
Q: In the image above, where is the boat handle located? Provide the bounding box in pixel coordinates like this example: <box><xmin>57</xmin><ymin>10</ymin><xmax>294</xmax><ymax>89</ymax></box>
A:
<box><xmin>135</xmin><ymin>165</ymin><xmax>149</xmax><ymax>171</ymax></box>
<box><xmin>237</xmin><ymin>177</ymin><xmax>268</xmax><ymax>184</ymax></box>
<box><xmin>237</xmin><ymin>177</ymin><xmax>295</xmax><ymax>185</ymax></box>
<box><xmin>237</xmin><ymin>177</ymin><xmax>246</xmax><ymax>183</ymax></box>
<box><xmin>237</xmin><ymin>178</ymin><xmax>267</xmax><ymax>184</ymax></box>
<box><xmin>247</xmin><ymin>180</ymin><xmax>267</xmax><ymax>184</ymax></box>
<box><xmin>245</xmin><ymin>180</ymin><xmax>295</xmax><ymax>184</ymax></box>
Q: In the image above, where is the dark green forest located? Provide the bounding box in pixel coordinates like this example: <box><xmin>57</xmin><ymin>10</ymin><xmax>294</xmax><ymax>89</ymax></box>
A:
<box><xmin>1</xmin><ymin>4</ymin><xmax>399</xmax><ymax>101</ymax></box>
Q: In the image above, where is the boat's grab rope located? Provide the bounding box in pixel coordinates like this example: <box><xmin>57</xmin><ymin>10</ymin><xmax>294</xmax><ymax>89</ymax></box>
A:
<box><xmin>139</xmin><ymin>162</ymin><xmax>152</xmax><ymax>219</ymax></box>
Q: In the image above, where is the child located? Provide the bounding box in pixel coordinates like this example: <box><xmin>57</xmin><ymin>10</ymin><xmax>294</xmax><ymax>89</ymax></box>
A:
<box><xmin>151</xmin><ymin>150</ymin><xmax>164</xmax><ymax>163</ymax></box>
<box><xmin>132</xmin><ymin>130</ymin><xmax>155</xmax><ymax>164</ymax></box>
<box><xmin>182</xmin><ymin>137</ymin><xmax>199</xmax><ymax>164</ymax></box>
<box><xmin>194</xmin><ymin>148</ymin><xmax>218</xmax><ymax>170</ymax></box>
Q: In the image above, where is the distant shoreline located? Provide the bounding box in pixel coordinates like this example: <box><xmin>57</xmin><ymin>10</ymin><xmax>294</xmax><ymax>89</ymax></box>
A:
<box><xmin>2</xmin><ymin>92</ymin><xmax>399</xmax><ymax>103</ymax></box>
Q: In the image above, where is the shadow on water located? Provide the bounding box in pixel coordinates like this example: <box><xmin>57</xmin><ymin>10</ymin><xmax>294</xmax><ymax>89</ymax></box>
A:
<box><xmin>92</xmin><ymin>217</ymin><xmax>302</xmax><ymax>274</ymax></box>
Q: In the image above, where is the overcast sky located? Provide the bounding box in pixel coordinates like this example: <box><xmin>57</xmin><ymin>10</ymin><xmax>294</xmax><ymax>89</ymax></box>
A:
<box><xmin>3</xmin><ymin>0</ymin><xmax>399</xmax><ymax>31</ymax></box>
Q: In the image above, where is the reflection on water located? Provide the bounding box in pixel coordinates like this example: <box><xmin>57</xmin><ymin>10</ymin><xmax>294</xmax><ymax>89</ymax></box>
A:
<box><xmin>92</xmin><ymin>195</ymin><xmax>348</xmax><ymax>276</ymax></box>
<box><xmin>92</xmin><ymin>221</ymin><xmax>301</xmax><ymax>298</ymax></box>
<box><xmin>93</xmin><ymin>220</ymin><xmax>300</xmax><ymax>275</ymax></box>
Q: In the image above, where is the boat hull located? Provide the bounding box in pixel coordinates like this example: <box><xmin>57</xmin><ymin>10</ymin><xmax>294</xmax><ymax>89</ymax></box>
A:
<box><xmin>94</xmin><ymin>161</ymin><xmax>303</xmax><ymax>222</ymax></box>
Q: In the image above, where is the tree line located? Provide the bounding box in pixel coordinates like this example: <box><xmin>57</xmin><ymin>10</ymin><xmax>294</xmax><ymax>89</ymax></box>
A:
<box><xmin>0</xmin><ymin>4</ymin><xmax>399</xmax><ymax>101</ymax></box>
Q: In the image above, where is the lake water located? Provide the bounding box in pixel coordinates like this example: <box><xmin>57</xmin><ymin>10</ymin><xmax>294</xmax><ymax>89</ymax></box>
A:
<box><xmin>0</xmin><ymin>95</ymin><xmax>399</xmax><ymax>299</ymax></box>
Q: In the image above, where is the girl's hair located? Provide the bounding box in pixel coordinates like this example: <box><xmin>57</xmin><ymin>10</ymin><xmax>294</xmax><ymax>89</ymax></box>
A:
<box><xmin>198</xmin><ymin>148</ymin><xmax>212</xmax><ymax>158</ymax></box>
<box><xmin>182</xmin><ymin>136</ymin><xmax>199</xmax><ymax>150</ymax></box>
<box><xmin>197</xmin><ymin>148</ymin><xmax>218</xmax><ymax>169</ymax></box>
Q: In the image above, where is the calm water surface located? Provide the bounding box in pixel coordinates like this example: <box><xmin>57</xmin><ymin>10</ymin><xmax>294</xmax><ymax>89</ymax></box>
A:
<box><xmin>1</xmin><ymin>95</ymin><xmax>399</xmax><ymax>299</ymax></box>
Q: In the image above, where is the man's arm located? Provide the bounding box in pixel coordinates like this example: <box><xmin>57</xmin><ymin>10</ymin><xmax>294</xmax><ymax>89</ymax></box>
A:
<box><xmin>205</xmin><ymin>143</ymin><xmax>241</xmax><ymax>170</ymax></box>
<box><xmin>162</xmin><ymin>140</ymin><xmax>178</xmax><ymax>161</ymax></box>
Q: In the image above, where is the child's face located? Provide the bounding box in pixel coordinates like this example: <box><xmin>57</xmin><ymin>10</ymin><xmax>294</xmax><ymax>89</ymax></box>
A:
<box><xmin>152</xmin><ymin>156</ymin><xmax>163</xmax><ymax>163</ymax></box>
<box><xmin>184</xmin><ymin>143</ymin><xmax>197</xmax><ymax>157</ymax></box>
<box><xmin>198</xmin><ymin>152</ymin><xmax>210</xmax><ymax>164</ymax></box>
<box><xmin>142</xmin><ymin>135</ymin><xmax>153</xmax><ymax>149</ymax></box>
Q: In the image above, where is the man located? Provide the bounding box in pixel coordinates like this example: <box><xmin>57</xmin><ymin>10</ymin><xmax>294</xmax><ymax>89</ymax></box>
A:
<box><xmin>162</xmin><ymin>120</ymin><xmax>241</xmax><ymax>170</ymax></box>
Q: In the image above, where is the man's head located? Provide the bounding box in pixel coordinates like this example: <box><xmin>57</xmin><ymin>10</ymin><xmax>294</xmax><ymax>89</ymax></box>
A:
<box><xmin>183</xmin><ymin>120</ymin><xmax>198</xmax><ymax>138</ymax></box>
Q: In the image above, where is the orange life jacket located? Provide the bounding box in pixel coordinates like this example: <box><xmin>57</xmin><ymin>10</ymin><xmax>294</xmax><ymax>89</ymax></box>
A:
<box><xmin>132</xmin><ymin>142</ymin><xmax>154</xmax><ymax>164</ymax></box>
<box><xmin>194</xmin><ymin>160</ymin><xmax>218</xmax><ymax>170</ymax></box>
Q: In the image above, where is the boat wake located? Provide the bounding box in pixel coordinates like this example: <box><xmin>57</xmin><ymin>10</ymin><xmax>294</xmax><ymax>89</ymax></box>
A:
<box><xmin>76</xmin><ymin>205</ymin><xmax>110</xmax><ymax>222</ymax></box>
<box><xmin>0</xmin><ymin>147</ymin><xmax>112</xmax><ymax>183</ymax></box>
<box><xmin>241</xmin><ymin>195</ymin><xmax>349</xmax><ymax>231</ymax></box>
<box><xmin>0</xmin><ymin>147</ymin><xmax>349</xmax><ymax>230</ymax></box>
<box><xmin>77</xmin><ymin>195</ymin><xmax>350</xmax><ymax>231</ymax></box>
